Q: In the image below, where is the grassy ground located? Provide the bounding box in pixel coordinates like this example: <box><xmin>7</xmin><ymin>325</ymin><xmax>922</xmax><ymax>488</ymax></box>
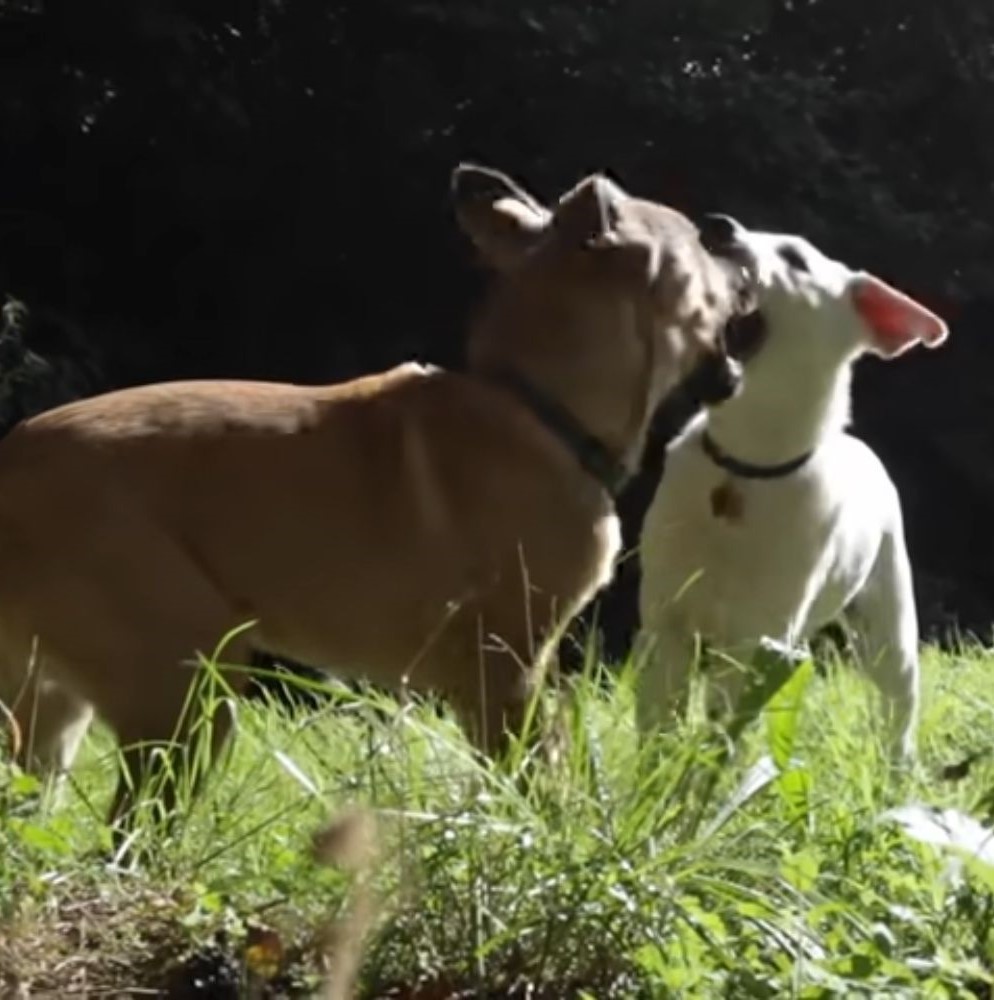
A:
<box><xmin>2</xmin><ymin>643</ymin><xmax>994</xmax><ymax>998</ymax></box>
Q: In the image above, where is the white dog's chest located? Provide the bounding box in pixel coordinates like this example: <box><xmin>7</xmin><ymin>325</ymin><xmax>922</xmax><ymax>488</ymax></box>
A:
<box><xmin>640</xmin><ymin>430</ymin><xmax>896</xmax><ymax>643</ymax></box>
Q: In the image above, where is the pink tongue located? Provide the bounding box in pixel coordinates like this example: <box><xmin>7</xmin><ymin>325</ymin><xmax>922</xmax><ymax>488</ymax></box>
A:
<box><xmin>851</xmin><ymin>273</ymin><xmax>949</xmax><ymax>357</ymax></box>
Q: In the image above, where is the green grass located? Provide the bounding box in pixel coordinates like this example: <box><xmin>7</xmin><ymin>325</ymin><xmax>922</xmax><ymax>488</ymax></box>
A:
<box><xmin>2</xmin><ymin>643</ymin><xmax>994</xmax><ymax>998</ymax></box>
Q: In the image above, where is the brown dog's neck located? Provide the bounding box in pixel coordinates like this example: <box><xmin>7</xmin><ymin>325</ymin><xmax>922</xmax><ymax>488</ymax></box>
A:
<box><xmin>466</xmin><ymin>296</ymin><xmax>661</xmax><ymax>490</ymax></box>
<box><xmin>478</xmin><ymin>364</ymin><xmax>632</xmax><ymax>497</ymax></box>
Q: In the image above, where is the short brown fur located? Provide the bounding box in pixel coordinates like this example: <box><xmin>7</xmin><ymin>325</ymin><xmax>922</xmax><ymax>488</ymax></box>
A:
<box><xmin>0</xmin><ymin>164</ymin><xmax>751</xmax><ymax>828</ymax></box>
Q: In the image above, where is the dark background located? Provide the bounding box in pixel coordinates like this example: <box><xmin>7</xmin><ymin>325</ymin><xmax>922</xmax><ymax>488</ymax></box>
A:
<box><xmin>1</xmin><ymin>0</ymin><xmax>993</xmax><ymax>666</ymax></box>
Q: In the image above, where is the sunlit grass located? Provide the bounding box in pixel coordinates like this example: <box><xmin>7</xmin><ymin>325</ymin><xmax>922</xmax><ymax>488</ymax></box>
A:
<box><xmin>2</xmin><ymin>641</ymin><xmax>994</xmax><ymax>997</ymax></box>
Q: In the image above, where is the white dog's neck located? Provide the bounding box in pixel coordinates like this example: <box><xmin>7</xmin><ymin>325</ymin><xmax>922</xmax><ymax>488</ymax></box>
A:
<box><xmin>705</xmin><ymin>360</ymin><xmax>852</xmax><ymax>467</ymax></box>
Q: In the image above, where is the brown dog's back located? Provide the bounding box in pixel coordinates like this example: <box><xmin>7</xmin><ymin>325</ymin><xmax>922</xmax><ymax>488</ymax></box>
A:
<box><xmin>0</xmin><ymin>365</ymin><xmax>612</xmax><ymax>752</ymax></box>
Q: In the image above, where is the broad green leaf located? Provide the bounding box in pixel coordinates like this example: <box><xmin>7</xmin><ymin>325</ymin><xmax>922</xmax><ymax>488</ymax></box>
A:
<box><xmin>777</xmin><ymin>766</ymin><xmax>812</xmax><ymax>823</ymax></box>
<box><xmin>11</xmin><ymin>820</ymin><xmax>70</xmax><ymax>856</ymax></box>
<box><xmin>765</xmin><ymin>655</ymin><xmax>815</xmax><ymax>771</ymax></box>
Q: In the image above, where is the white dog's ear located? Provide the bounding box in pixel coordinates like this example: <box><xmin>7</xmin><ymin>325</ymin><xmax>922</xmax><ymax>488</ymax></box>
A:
<box><xmin>850</xmin><ymin>272</ymin><xmax>949</xmax><ymax>358</ymax></box>
<box><xmin>452</xmin><ymin>163</ymin><xmax>551</xmax><ymax>270</ymax></box>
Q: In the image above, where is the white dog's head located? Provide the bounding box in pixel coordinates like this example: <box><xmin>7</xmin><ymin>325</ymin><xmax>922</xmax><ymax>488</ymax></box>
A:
<box><xmin>697</xmin><ymin>215</ymin><xmax>948</xmax><ymax>377</ymax></box>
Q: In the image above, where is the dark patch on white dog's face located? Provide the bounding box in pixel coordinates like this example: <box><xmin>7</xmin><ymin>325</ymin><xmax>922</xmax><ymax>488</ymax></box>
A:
<box><xmin>697</xmin><ymin>214</ymin><xmax>839</xmax><ymax>367</ymax></box>
<box><xmin>698</xmin><ymin>215</ymin><xmax>765</xmax><ymax>360</ymax></box>
<box><xmin>775</xmin><ymin>243</ymin><xmax>810</xmax><ymax>274</ymax></box>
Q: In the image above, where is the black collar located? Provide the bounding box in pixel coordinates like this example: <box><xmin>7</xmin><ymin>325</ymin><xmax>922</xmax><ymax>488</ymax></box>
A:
<box><xmin>485</xmin><ymin>367</ymin><xmax>629</xmax><ymax>498</ymax></box>
<box><xmin>702</xmin><ymin>430</ymin><xmax>814</xmax><ymax>480</ymax></box>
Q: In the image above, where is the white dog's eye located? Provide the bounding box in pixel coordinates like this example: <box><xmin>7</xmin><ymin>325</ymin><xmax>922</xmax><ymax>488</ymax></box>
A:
<box><xmin>777</xmin><ymin>244</ymin><xmax>810</xmax><ymax>274</ymax></box>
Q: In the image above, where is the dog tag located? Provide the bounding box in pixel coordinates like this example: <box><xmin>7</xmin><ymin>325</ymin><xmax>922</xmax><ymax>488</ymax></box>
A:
<box><xmin>710</xmin><ymin>480</ymin><xmax>744</xmax><ymax>522</ymax></box>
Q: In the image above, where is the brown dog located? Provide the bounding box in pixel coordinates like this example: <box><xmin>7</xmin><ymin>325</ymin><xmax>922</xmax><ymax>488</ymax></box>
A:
<box><xmin>0</xmin><ymin>164</ymin><xmax>753</xmax><ymax>827</ymax></box>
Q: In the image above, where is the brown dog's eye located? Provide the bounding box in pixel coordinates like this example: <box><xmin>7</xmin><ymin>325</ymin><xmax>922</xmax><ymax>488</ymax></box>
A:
<box><xmin>777</xmin><ymin>244</ymin><xmax>810</xmax><ymax>273</ymax></box>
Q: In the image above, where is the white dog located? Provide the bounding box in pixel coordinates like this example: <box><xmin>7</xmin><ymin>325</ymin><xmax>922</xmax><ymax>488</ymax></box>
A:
<box><xmin>637</xmin><ymin>215</ymin><xmax>949</xmax><ymax>761</ymax></box>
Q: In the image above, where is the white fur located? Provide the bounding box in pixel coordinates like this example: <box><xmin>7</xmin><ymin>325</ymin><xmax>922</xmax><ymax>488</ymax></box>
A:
<box><xmin>637</xmin><ymin>225</ymin><xmax>948</xmax><ymax>762</ymax></box>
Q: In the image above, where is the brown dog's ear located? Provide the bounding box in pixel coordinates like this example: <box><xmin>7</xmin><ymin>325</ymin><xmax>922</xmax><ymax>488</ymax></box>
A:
<box><xmin>552</xmin><ymin>173</ymin><xmax>661</xmax><ymax>282</ymax></box>
<box><xmin>452</xmin><ymin>163</ymin><xmax>551</xmax><ymax>269</ymax></box>
<box><xmin>552</xmin><ymin>174</ymin><xmax>628</xmax><ymax>248</ymax></box>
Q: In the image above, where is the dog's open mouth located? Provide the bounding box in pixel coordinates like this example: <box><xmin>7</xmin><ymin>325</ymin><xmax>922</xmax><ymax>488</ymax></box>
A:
<box><xmin>680</xmin><ymin>347</ymin><xmax>742</xmax><ymax>406</ymax></box>
<box><xmin>677</xmin><ymin>309</ymin><xmax>767</xmax><ymax>408</ymax></box>
<box><xmin>723</xmin><ymin>310</ymin><xmax>768</xmax><ymax>364</ymax></box>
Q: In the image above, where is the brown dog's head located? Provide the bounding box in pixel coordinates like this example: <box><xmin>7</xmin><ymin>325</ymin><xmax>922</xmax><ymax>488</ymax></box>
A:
<box><xmin>453</xmin><ymin>163</ymin><xmax>755</xmax><ymax>469</ymax></box>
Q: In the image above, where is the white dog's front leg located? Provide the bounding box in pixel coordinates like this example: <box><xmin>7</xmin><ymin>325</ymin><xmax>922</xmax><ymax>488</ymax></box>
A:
<box><xmin>846</xmin><ymin>530</ymin><xmax>920</xmax><ymax>764</ymax></box>
<box><xmin>700</xmin><ymin>638</ymin><xmax>767</xmax><ymax>723</ymax></box>
<box><xmin>635</xmin><ymin>614</ymin><xmax>699</xmax><ymax>737</ymax></box>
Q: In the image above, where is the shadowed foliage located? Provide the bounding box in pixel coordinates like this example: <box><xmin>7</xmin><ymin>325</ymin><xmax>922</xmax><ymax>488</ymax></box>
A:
<box><xmin>1</xmin><ymin>0</ymin><xmax>993</xmax><ymax>666</ymax></box>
